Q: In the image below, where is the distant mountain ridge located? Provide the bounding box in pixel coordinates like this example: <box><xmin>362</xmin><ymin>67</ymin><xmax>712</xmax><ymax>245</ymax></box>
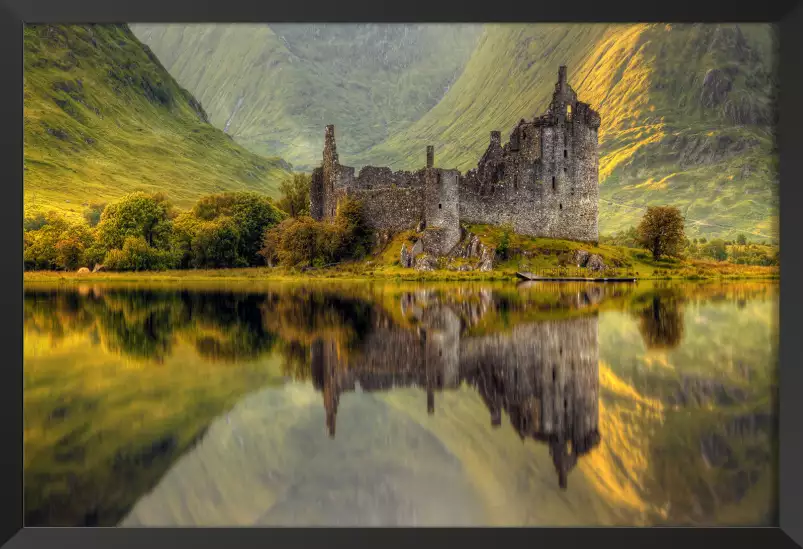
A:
<box><xmin>133</xmin><ymin>23</ymin><xmax>778</xmax><ymax>240</ymax></box>
<box><xmin>131</xmin><ymin>23</ymin><xmax>483</xmax><ymax>171</ymax></box>
<box><xmin>24</xmin><ymin>24</ymin><xmax>293</xmax><ymax>220</ymax></box>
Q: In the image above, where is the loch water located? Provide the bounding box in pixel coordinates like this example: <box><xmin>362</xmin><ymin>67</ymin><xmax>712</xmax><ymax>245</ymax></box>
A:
<box><xmin>23</xmin><ymin>280</ymin><xmax>778</xmax><ymax>526</ymax></box>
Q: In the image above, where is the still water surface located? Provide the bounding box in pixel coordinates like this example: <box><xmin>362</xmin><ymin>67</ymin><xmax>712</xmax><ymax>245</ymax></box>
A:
<box><xmin>23</xmin><ymin>280</ymin><xmax>778</xmax><ymax>527</ymax></box>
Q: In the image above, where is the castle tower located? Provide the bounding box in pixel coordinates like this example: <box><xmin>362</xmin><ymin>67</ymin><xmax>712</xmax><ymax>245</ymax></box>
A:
<box><xmin>534</xmin><ymin>65</ymin><xmax>601</xmax><ymax>242</ymax></box>
<box><xmin>310</xmin><ymin>125</ymin><xmax>356</xmax><ymax>222</ymax></box>
<box><xmin>422</xmin><ymin>146</ymin><xmax>461</xmax><ymax>256</ymax></box>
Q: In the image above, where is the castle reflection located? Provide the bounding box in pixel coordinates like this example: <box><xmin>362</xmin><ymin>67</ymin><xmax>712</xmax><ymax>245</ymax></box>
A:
<box><xmin>306</xmin><ymin>287</ymin><xmax>603</xmax><ymax>489</ymax></box>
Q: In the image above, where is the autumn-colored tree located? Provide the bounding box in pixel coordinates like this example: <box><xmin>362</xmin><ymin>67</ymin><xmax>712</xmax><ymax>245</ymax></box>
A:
<box><xmin>259</xmin><ymin>198</ymin><xmax>371</xmax><ymax>268</ymax></box>
<box><xmin>637</xmin><ymin>206</ymin><xmax>686</xmax><ymax>260</ymax></box>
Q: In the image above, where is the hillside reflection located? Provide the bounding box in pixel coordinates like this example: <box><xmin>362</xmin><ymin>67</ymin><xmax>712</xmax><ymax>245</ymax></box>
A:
<box><xmin>23</xmin><ymin>280</ymin><xmax>777</xmax><ymax>527</ymax></box>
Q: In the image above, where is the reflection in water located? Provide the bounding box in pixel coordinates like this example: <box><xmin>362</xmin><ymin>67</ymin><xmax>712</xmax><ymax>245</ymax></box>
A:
<box><xmin>23</xmin><ymin>281</ymin><xmax>778</xmax><ymax>527</ymax></box>
<box><xmin>307</xmin><ymin>292</ymin><xmax>601</xmax><ymax>490</ymax></box>
<box><xmin>635</xmin><ymin>288</ymin><xmax>686</xmax><ymax>350</ymax></box>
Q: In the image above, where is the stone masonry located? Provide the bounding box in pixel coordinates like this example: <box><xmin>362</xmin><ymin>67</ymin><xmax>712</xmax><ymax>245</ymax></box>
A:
<box><xmin>310</xmin><ymin>66</ymin><xmax>601</xmax><ymax>254</ymax></box>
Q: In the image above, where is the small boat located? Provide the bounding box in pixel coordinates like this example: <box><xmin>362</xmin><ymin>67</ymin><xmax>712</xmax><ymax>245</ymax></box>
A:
<box><xmin>515</xmin><ymin>271</ymin><xmax>637</xmax><ymax>282</ymax></box>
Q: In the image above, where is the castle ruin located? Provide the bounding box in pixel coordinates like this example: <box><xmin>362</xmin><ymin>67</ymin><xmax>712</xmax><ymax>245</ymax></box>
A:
<box><xmin>310</xmin><ymin>66</ymin><xmax>601</xmax><ymax>253</ymax></box>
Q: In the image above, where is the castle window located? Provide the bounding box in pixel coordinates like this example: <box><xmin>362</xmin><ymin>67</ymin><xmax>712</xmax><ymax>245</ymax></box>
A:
<box><xmin>552</xmin><ymin>176</ymin><xmax>556</xmax><ymax>190</ymax></box>
<box><xmin>564</xmin><ymin>167</ymin><xmax>567</xmax><ymax>174</ymax></box>
<box><xmin>560</xmin><ymin>203</ymin><xmax>563</xmax><ymax>210</ymax></box>
<box><xmin>566</xmin><ymin>104</ymin><xmax>572</xmax><ymax>121</ymax></box>
<box><xmin>438</xmin><ymin>203</ymin><xmax>442</xmax><ymax>209</ymax></box>
<box><xmin>564</xmin><ymin>149</ymin><xmax>568</xmax><ymax>158</ymax></box>
<box><xmin>564</xmin><ymin>135</ymin><xmax>568</xmax><ymax>146</ymax></box>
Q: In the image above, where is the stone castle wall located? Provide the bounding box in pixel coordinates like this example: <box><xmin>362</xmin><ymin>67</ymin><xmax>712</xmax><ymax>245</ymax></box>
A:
<box><xmin>309</xmin><ymin>66</ymin><xmax>600</xmax><ymax>246</ymax></box>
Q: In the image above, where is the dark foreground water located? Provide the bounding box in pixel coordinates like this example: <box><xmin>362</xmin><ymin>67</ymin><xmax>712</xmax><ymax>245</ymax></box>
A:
<box><xmin>23</xmin><ymin>279</ymin><xmax>778</xmax><ymax>527</ymax></box>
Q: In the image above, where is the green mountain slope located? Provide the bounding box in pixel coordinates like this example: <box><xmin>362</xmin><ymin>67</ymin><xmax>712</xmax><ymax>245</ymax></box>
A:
<box><xmin>24</xmin><ymin>24</ymin><xmax>292</xmax><ymax>221</ymax></box>
<box><xmin>130</xmin><ymin>24</ymin><xmax>483</xmax><ymax>170</ymax></box>
<box><xmin>354</xmin><ymin>24</ymin><xmax>778</xmax><ymax>240</ymax></box>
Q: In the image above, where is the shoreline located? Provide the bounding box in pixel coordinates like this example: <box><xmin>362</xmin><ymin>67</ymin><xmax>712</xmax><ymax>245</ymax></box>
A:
<box><xmin>22</xmin><ymin>268</ymin><xmax>780</xmax><ymax>284</ymax></box>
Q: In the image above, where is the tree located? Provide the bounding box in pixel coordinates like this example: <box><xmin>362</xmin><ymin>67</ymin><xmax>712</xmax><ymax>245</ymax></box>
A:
<box><xmin>637</xmin><ymin>206</ymin><xmax>686</xmax><ymax>260</ymax></box>
<box><xmin>103</xmin><ymin>236</ymin><xmax>175</xmax><ymax>271</ymax></box>
<box><xmin>95</xmin><ymin>192</ymin><xmax>175</xmax><ymax>251</ymax></box>
<box><xmin>190</xmin><ymin>217</ymin><xmax>243</xmax><ymax>268</ymax></box>
<box><xmin>83</xmin><ymin>202</ymin><xmax>106</xmax><ymax>227</ymax></box>
<box><xmin>276</xmin><ymin>173</ymin><xmax>311</xmax><ymax>218</ymax></box>
<box><xmin>191</xmin><ymin>192</ymin><xmax>283</xmax><ymax>266</ymax></box>
<box><xmin>258</xmin><ymin>198</ymin><xmax>371</xmax><ymax>268</ymax></box>
<box><xmin>736</xmin><ymin>233</ymin><xmax>747</xmax><ymax>245</ymax></box>
<box><xmin>637</xmin><ymin>292</ymin><xmax>685</xmax><ymax>350</ymax></box>
<box><xmin>703</xmin><ymin>239</ymin><xmax>728</xmax><ymax>261</ymax></box>
<box><xmin>23</xmin><ymin>212</ymin><xmax>95</xmax><ymax>271</ymax></box>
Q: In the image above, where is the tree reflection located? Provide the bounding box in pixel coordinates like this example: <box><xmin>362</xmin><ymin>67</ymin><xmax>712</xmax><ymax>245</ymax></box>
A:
<box><xmin>636</xmin><ymin>289</ymin><xmax>686</xmax><ymax>350</ymax></box>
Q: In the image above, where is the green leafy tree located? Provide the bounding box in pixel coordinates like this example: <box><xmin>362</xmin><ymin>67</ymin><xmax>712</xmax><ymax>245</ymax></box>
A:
<box><xmin>191</xmin><ymin>192</ymin><xmax>283</xmax><ymax>266</ymax></box>
<box><xmin>23</xmin><ymin>211</ymin><xmax>48</xmax><ymax>232</ymax></box>
<box><xmin>103</xmin><ymin>236</ymin><xmax>175</xmax><ymax>271</ymax></box>
<box><xmin>736</xmin><ymin>233</ymin><xmax>747</xmax><ymax>245</ymax></box>
<box><xmin>276</xmin><ymin>173</ymin><xmax>311</xmax><ymax>218</ymax></box>
<box><xmin>637</xmin><ymin>206</ymin><xmax>686</xmax><ymax>260</ymax></box>
<box><xmin>83</xmin><ymin>202</ymin><xmax>106</xmax><ymax>227</ymax></box>
<box><xmin>95</xmin><ymin>192</ymin><xmax>175</xmax><ymax>251</ymax></box>
<box><xmin>703</xmin><ymin>239</ymin><xmax>728</xmax><ymax>262</ymax></box>
<box><xmin>170</xmin><ymin>211</ymin><xmax>201</xmax><ymax>269</ymax></box>
<box><xmin>190</xmin><ymin>217</ymin><xmax>243</xmax><ymax>268</ymax></box>
<box><xmin>332</xmin><ymin>198</ymin><xmax>372</xmax><ymax>260</ymax></box>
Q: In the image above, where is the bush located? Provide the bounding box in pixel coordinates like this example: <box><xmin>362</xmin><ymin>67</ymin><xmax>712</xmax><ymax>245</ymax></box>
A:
<box><xmin>497</xmin><ymin>223</ymin><xmax>513</xmax><ymax>260</ymax></box>
<box><xmin>103</xmin><ymin>236</ymin><xmax>176</xmax><ymax>271</ymax></box>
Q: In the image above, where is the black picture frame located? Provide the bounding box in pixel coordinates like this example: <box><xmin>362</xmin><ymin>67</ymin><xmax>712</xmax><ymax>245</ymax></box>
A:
<box><xmin>3</xmin><ymin>0</ymin><xmax>802</xmax><ymax>547</ymax></box>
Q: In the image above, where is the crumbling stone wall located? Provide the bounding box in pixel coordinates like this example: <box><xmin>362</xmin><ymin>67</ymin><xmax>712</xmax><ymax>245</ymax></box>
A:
<box><xmin>309</xmin><ymin>66</ymin><xmax>600</xmax><ymax>246</ymax></box>
<box><xmin>423</xmin><ymin>168</ymin><xmax>461</xmax><ymax>255</ymax></box>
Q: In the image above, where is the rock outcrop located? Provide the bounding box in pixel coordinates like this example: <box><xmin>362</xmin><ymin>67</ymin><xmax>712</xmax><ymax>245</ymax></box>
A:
<box><xmin>568</xmin><ymin>249</ymin><xmax>606</xmax><ymax>272</ymax></box>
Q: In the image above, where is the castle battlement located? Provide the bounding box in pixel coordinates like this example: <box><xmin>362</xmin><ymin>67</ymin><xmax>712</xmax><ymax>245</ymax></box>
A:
<box><xmin>310</xmin><ymin>66</ymin><xmax>600</xmax><ymax>251</ymax></box>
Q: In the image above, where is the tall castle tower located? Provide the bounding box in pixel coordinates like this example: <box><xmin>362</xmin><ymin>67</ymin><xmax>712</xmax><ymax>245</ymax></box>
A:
<box><xmin>535</xmin><ymin>65</ymin><xmax>601</xmax><ymax>242</ymax></box>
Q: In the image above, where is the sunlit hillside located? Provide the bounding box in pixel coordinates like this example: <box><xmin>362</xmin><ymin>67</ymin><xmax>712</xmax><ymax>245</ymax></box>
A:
<box><xmin>23</xmin><ymin>24</ymin><xmax>293</xmax><ymax>221</ymax></box>
<box><xmin>355</xmin><ymin>24</ymin><xmax>778</xmax><ymax>240</ymax></box>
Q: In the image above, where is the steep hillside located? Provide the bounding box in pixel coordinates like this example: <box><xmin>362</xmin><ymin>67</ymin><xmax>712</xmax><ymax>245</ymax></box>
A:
<box><xmin>355</xmin><ymin>24</ymin><xmax>778</xmax><ymax>240</ymax></box>
<box><xmin>130</xmin><ymin>24</ymin><xmax>482</xmax><ymax>170</ymax></box>
<box><xmin>24</xmin><ymin>24</ymin><xmax>292</xmax><ymax>221</ymax></box>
